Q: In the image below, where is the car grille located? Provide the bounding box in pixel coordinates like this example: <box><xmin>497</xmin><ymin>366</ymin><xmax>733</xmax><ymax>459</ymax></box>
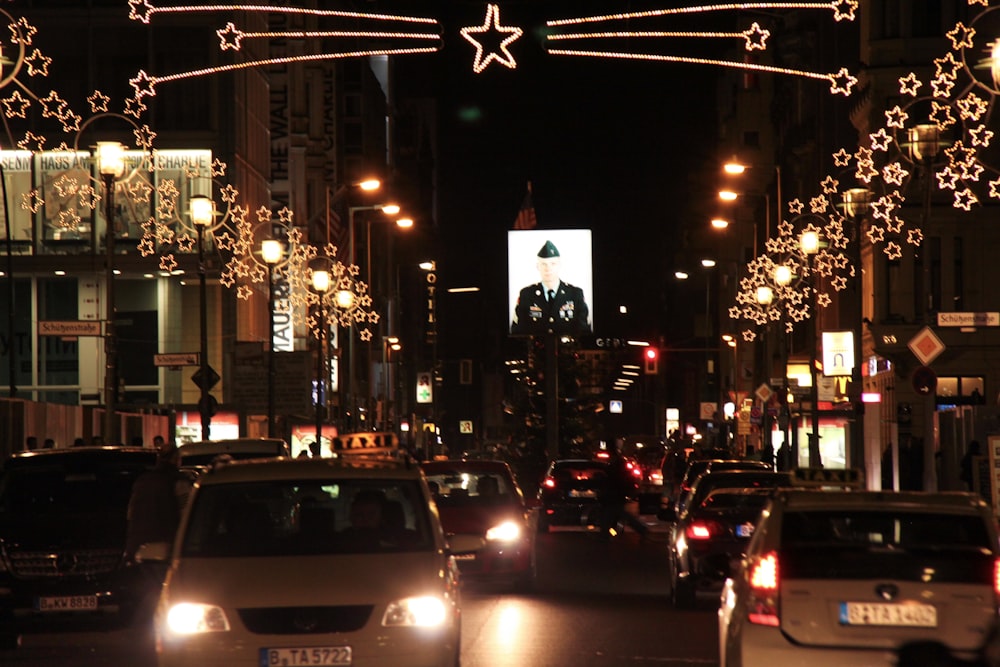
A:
<box><xmin>7</xmin><ymin>549</ymin><xmax>123</xmax><ymax>578</ymax></box>
<box><xmin>239</xmin><ymin>605</ymin><xmax>374</xmax><ymax>635</ymax></box>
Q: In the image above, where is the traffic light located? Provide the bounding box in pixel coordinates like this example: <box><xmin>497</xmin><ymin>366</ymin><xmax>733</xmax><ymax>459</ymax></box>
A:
<box><xmin>644</xmin><ymin>347</ymin><xmax>659</xmax><ymax>374</ymax></box>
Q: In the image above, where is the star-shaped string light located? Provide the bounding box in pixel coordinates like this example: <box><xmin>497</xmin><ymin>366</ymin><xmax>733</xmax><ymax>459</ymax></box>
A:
<box><xmin>461</xmin><ymin>4</ymin><xmax>523</xmax><ymax>73</ymax></box>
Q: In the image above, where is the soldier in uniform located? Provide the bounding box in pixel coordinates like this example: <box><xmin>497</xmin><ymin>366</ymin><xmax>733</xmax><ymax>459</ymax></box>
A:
<box><xmin>511</xmin><ymin>240</ymin><xmax>591</xmax><ymax>335</ymax></box>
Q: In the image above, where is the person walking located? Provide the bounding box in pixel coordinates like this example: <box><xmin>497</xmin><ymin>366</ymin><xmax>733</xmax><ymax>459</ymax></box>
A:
<box><xmin>598</xmin><ymin>448</ymin><xmax>649</xmax><ymax>542</ymax></box>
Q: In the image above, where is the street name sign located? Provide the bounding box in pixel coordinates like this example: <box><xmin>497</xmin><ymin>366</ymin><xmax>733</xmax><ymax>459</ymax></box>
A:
<box><xmin>937</xmin><ymin>312</ymin><xmax>1000</xmax><ymax>327</ymax></box>
<box><xmin>154</xmin><ymin>353</ymin><xmax>199</xmax><ymax>367</ymax></box>
<box><xmin>38</xmin><ymin>320</ymin><xmax>101</xmax><ymax>337</ymax></box>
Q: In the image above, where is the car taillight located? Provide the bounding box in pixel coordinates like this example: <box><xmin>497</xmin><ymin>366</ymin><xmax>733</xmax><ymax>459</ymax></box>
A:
<box><xmin>649</xmin><ymin>471</ymin><xmax>663</xmax><ymax>484</ymax></box>
<box><xmin>993</xmin><ymin>556</ymin><xmax>1000</xmax><ymax>598</ymax></box>
<box><xmin>747</xmin><ymin>551</ymin><xmax>780</xmax><ymax>627</ymax></box>
<box><xmin>685</xmin><ymin>520</ymin><xmax>723</xmax><ymax>540</ymax></box>
<box><xmin>542</xmin><ymin>477</ymin><xmax>556</xmax><ymax>490</ymax></box>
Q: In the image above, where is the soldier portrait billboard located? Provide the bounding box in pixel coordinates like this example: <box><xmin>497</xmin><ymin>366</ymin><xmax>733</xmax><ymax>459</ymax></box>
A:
<box><xmin>508</xmin><ymin>229</ymin><xmax>593</xmax><ymax>336</ymax></box>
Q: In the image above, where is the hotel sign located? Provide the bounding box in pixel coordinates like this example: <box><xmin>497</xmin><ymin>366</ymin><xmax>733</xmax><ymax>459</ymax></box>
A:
<box><xmin>937</xmin><ymin>312</ymin><xmax>999</xmax><ymax>327</ymax></box>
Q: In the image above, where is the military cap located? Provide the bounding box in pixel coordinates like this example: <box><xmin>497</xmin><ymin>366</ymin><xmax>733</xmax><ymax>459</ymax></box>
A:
<box><xmin>537</xmin><ymin>240</ymin><xmax>560</xmax><ymax>258</ymax></box>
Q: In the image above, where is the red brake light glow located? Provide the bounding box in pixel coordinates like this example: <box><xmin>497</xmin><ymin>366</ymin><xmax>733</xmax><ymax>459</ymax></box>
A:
<box><xmin>685</xmin><ymin>521</ymin><xmax>718</xmax><ymax>540</ymax></box>
<box><xmin>747</xmin><ymin>551</ymin><xmax>780</xmax><ymax>627</ymax></box>
<box><xmin>542</xmin><ymin>477</ymin><xmax>556</xmax><ymax>489</ymax></box>
<box><xmin>994</xmin><ymin>556</ymin><xmax>1000</xmax><ymax>597</ymax></box>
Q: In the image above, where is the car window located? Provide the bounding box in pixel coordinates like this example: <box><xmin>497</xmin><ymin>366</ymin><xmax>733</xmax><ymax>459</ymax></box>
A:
<box><xmin>0</xmin><ymin>463</ymin><xmax>147</xmax><ymax>514</ymax></box>
<box><xmin>181</xmin><ymin>478</ymin><xmax>434</xmax><ymax>557</ymax></box>
<box><xmin>685</xmin><ymin>472</ymin><xmax>791</xmax><ymax>514</ymax></box>
<box><xmin>698</xmin><ymin>489</ymin><xmax>773</xmax><ymax>511</ymax></box>
<box><xmin>781</xmin><ymin>510</ymin><xmax>991</xmax><ymax>550</ymax></box>
<box><xmin>424</xmin><ymin>470</ymin><xmax>514</xmax><ymax>505</ymax></box>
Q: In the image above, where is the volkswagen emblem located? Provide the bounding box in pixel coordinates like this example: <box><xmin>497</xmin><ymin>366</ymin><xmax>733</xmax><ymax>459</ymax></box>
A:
<box><xmin>55</xmin><ymin>552</ymin><xmax>80</xmax><ymax>574</ymax></box>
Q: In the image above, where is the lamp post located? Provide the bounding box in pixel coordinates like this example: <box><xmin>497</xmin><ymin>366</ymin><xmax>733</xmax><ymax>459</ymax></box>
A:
<box><xmin>382</xmin><ymin>336</ymin><xmax>401</xmax><ymax>430</ymax></box>
<box><xmin>312</xmin><ymin>266</ymin><xmax>331</xmax><ymax>455</ymax></box>
<box><xmin>190</xmin><ymin>194</ymin><xmax>215</xmax><ymax>440</ymax></box>
<box><xmin>347</xmin><ymin>202</ymin><xmax>402</xmax><ymax>429</ymax></box>
<box><xmin>96</xmin><ymin>141</ymin><xmax>125</xmax><ymax>445</ymax></box>
<box><xmin>773</xmin><ymin>263</ymin><xmax>794</xmax><ymax>468</ymax></box>
<box><xmin>799</xmin><ymin>229</ymin><xmax>821</xmax><ymax>467</ymax></box>
<box><xmin>261</xmin><ymin>239</ymin><xmax>284</xmax><ymax>438</ymax></box>
<box><xmin>841</xmin><ymin>187</ymin><xmax>871</xmax><ymax>475</ymax></box>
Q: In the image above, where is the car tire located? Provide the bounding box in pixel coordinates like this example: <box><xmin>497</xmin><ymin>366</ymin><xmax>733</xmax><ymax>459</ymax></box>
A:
<box><xmin>672</xmin><ymin>576</ymin><xmax>696</xmax><ymax>609</ymax></box>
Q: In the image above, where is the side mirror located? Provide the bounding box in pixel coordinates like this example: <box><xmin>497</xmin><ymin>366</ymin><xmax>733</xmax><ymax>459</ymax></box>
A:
<box><xmin>134</xmin><ymin>541</ymin><xmax>171</xmax><ymax>563</ymax></box>
<box><xmin>447</xmin><ymin>534</ymin><xmax>485</xmax><ymax>556</ymax></box>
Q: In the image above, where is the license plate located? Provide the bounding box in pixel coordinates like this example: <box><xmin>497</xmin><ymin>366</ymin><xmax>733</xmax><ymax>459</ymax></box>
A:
<box><xmin>569</xmin><ymin>489</ymin><xmax>596</xmax><ymax>498</ymax></box>
<box><xmin>37</xmin><ymin>595</ymin><xmax>98</xmax><ymax>612</ymax></box>
<box><xmin>260</xmin><ymin>646</ymin><xmax>352</xmax><ymax>666</ymax></box>
<box><xmin>839</xmin><ymin>601</ymin><xmax>937</xmax><ymax>627</ymax></box>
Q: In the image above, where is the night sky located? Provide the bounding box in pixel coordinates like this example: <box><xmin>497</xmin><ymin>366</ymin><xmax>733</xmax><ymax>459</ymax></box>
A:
<box><xmin>392</xmin><ymin>0</ymin><xmax>726</xmax><ymax>343</ymax></box>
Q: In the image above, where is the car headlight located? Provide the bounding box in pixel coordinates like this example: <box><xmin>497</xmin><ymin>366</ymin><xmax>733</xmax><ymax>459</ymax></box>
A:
<box><xmin>382</xmin><ymin>595</ymin><xmax>449</xmax><ymax>627</ymax></box>
<box><xmin>485</xmin><ymin>520</ymin><xmax>521</xmax><ymax>543</ymax></box>
<box><xmin>165</xmin><ymin>602</ymin><xmax>231</xmax><ymax>634</ymax></box>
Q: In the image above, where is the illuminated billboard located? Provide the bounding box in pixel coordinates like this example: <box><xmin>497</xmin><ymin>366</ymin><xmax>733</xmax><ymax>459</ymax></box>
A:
<box><xmin>508</xmin><ymin>229</ymin><xmax>593</xmax><ymax>336</ymax></box>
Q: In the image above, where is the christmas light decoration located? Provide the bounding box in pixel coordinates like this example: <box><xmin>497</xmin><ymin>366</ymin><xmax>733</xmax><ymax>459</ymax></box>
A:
<box><xmin>460</xmin><ymin>4</ymin><xmax>523</xmax><ymax>73</ymax></box>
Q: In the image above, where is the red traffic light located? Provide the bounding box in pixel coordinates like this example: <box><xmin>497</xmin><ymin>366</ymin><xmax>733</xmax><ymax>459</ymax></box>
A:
<box><xmin>644</xmin><ymin>347</ymin><xmax>658</xmax><ymax>374</ymax></box>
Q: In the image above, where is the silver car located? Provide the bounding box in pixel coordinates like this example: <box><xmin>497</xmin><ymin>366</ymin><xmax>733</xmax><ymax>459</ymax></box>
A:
<box><xmin>142</xmin><ymin>454</ymin><xmax>480</xmax><ymax>667</ymax></box>
<box><xmin>719</xmin><ymin>478</ymin><xmax>1000</xmax><ymax>667</ymax></box>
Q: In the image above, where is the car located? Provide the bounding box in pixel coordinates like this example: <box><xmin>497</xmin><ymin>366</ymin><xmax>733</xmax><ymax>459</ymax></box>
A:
<box><xmin>665</xmin><ymin>486</ymin><xmax>777</xmax><ymax>609</ymax></box>
<box><xmin>673</xmin><ymin>458</ymin><xmax>773</xmax><ymax>514</ymax></box>
<box><xmin>142</xmin><ymin>447</ymin><xmax>480</xmax><ymax>667</ymax></box>
<box><xmin>0</xmin><ymin>446</ymin><xmax>160</xmax><ymax>649</ymax></box>
<box><xmin>718</xmin><ymin>469</ymin><xmax>1000</xmax><ymax>667</ymax></box>
<box><xmin>421</xmin><ymin>459</ymin><xmax>538</xmax><ymax>590</ymax></box>
<box><xmin>175</xmin><ymin>437</ymin><xmax>290</xmax><ymax>468</ymax></box>
<box><xmin>536</xmin><ymin>458</ymin><xmax>613</xmax><ymax>532</ymax></box>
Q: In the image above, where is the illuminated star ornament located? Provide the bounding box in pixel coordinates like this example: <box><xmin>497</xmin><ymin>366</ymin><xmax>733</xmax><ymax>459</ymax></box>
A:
<box><xmin>461</xmin><ymin>4</ymin><xmax>523</xmax><ymax>73</ymax></box>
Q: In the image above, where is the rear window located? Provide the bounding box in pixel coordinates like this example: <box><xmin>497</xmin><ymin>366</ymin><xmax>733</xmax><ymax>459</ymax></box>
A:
<box><xmin>780</xmin><ymin>510</ymin><xmax>995</xmax><ymax>582</ymax></box>
<box><xmin>424</xmin><ymin>470</ymin><xmax>514</xmax><ymax>506</ymax></box>
<box><xmin>182</xmin><ymin>478</ymin><xmax>434</xmax><ymax>557</ymax></box>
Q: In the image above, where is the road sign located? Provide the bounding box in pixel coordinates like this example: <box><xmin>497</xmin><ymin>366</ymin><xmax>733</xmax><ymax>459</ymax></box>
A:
<box><xmin>912</xmin><ymin>366</ymin><xmax>937</xmax><ymax>395</ymax></box>
<box><xmin>755</xmin><ymin>383</ymin><xmax>773</xmax><ymax>402</ymax></box>
<box><xmin>154</xmin><ymin>352</ymin><xmax>199</xmax><ymax>367</ymax></box>
<box><xmin>191</xmin><ymin>365</ymin><xmax>220</xmax><ymax>391</ymax></box>
<box><xmin>38</xmin><ymin>320</ymin><xmax>101</xmax><ymax>337</ymax></box>
<box><xmin>908</xmin><ymin>326</ymin><xmax>945</xmax><ymax>366</ymax></box>
<box><xmin>459</xmin><ymin>420</ymin><xmax>473</xmax><ymax>434</ymax></box>
<box><xmin>937</xmin><ymin>312</ymin><xmax>1000</xmax><ymax>327</ymax></box>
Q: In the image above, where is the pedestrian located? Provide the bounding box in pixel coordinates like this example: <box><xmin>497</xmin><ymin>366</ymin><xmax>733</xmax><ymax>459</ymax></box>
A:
<box><xmin>72</xmin><ymin>437</ymin><xmax>86</xmax><ymax>447</ymax></box>
<box><xmin>960</xmin><ymin>440</ymin><xmax>982</xmax><ymax>492</ymax></box>
<box><xmin>25</xmin><ymin>436</ymin><xmax>37</xmax><ymax>451</ymax></box>
<box><xmin>598</xmin><ymin>448</ymin><xmax>649</xmax><ymax>542</ymax></box>
<box><xmin>42</xmin><ymin>438</ymin><xmax>55</xmax><ymax>449</ymax></box>
<box><xmin>152</xmin><ymin>434</ymin><xmax>166</xmax><ymax>451</ymax></box>
<box><xmin>125</xmin><ymin>442</ymin><xmax>193</xmax><ymax>560</ymax></box>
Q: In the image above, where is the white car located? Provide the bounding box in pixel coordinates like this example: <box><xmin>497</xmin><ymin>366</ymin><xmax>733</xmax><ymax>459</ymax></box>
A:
<box><xmin>719</xmin><ymin>472</ymin><xmax>1000</xmax><ymax>667</ymax></box>
<box><xmin>141</xmin><ymin>452</ymin><xmax>480</xmax><ymax>667</ymax></box>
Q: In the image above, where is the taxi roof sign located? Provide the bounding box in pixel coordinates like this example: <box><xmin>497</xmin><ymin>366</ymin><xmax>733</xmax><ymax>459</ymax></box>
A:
<box><xmin>791</xmin><ymin>467</ymin><xmax>863</xmax><ymax>488</ymax></box>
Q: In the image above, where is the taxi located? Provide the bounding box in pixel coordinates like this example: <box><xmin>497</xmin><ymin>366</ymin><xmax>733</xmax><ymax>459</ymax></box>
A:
<box><xmin>718</xmin><ymin>469</ymin><xmax>1000</xmax><ymax>667</ymax></box>
<box><xmin>141</xmin><ymin>446</ymin><xmax>479</xmax><ymax>667</ymax></box>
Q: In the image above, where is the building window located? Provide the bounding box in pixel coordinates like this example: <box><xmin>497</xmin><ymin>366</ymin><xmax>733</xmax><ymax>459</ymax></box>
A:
<box><xmin>936</xmin><ymin>376</ymin><xmax>984</xmax><ymax>405</ymax></box>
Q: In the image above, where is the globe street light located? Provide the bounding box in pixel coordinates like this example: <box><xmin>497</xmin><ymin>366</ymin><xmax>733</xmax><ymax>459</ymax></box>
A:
<box><xmin>96</xmin><ymin>141</ymin><xmax>125</xmax><ymax>444</ymax></box>
<box><xmin>190</xmin><ymin>194</ymin><xmax>215</xmax><ymax>440</ymax></box>
<box><xmin>261</xmin><ymin>239</ymin><xmax>284</xmax><ymax>438</ymax></box>
<box><xmin>312</xmin><ymin>265</ymin><xmax>331</xmax><ymax>455</ymax></box>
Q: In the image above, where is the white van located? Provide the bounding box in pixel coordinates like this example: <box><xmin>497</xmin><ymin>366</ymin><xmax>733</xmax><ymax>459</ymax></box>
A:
<box><xmin>177</xmin><ymin>438</ymin><xmax>290</xmax><ymax>468</ymax></box>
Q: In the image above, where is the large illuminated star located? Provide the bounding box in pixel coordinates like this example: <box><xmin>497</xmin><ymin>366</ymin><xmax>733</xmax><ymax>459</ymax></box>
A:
<box><xmin>461</xmin><ymin>4</ymin><xmax>523</xmax><ymax>74</ymax></box>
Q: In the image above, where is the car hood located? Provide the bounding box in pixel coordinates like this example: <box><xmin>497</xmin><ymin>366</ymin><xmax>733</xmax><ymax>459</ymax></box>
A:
<box><xmin>164</xmin><ymin>551</ymin><xmax>453</xmax><ymax>608</ymax></box>
<box><xmin>0</xmin><ymin>512</ymin><xmax>126</xmax><ymax>550</ymax></box>
<box><xmin>435</xmin><ymin>505</ymin><xmax>523</xmax><ymax>536</ymax></box>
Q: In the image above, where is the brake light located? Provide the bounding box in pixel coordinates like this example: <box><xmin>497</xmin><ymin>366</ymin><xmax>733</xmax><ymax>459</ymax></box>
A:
<box><xmin>747</xmin><ymin>551</ymin><xmax>780</xmax><ymax>627</ymax></box>
<box><xmin>685</xmin><ymin>520</ymin><xmax>721</xmax><ymax>540</ymax></box>
<box><xmin>649</xmin><ymin>470</ymin><xmax>663</xmax><ymax>484</ymax></box>
<box><xmin>542</xmin><ymin>477</ymin><xmax>556</xmax><ymax>490</ymax></box>
<box><xmin>994</xmin><ymin>557</ymin><xmax>1000</xmax><ymax>598</ymax></box>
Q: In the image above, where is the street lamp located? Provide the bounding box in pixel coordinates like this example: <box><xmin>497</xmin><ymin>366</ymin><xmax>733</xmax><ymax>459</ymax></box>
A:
<box><xmin>799</xmin><ymin>229</ymin><xmax>821</xmax><ymax>467</ymax></box>
<box><xmin>312</xmin><ymin>265</ymin><xmax>331</xmax><ymax>455</ymax></box>
<box><xmin>96</xmin><ymin>141</ymin><xmax>125</xmax><ymax>445</ymax></box>
<box><xmin>190</xmin><ymin>194</ymin><xmax>215</xmax><ymax>441</ymax></box>
<box><xmin>261</xmin><ymin>239</ymin><xmax>284</xmax><ymax>438</ymax></box>
<box><xmin>382</xmin><ymin>336</ymin><xmax>402</xmax><ymax>430</ymax></box>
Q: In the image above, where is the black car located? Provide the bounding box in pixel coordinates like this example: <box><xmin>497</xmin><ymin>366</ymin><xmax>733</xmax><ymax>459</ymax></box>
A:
<box><xmin>0</xmin><ymin>447</ymin><xmax>159</xmax><ymax>648</ymax></box>
<box><xmin>664</xmin><ymin>469</ymin><xmax>792</xmax><ymax>607</ymax></box>
<box><xmin>673</xmin><ymin>458</ymin><xmax>772</xmax><ymax>513</ymax></box>
<box><xmin>536</xmin><ymin>459</ymin><xmax>611</xmax><ymax>532</ymax></box>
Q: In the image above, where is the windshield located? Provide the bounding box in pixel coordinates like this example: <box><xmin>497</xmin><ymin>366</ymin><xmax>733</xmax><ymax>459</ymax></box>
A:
<box><xmin>181</xmin><ymin>478</ymin><xmax>434</xmax><ymax>557</ymax></box>
<box><xmin>0</xmin><ymin>461</ymin><xmax>151</xmax><ymax>515</ymax></box>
